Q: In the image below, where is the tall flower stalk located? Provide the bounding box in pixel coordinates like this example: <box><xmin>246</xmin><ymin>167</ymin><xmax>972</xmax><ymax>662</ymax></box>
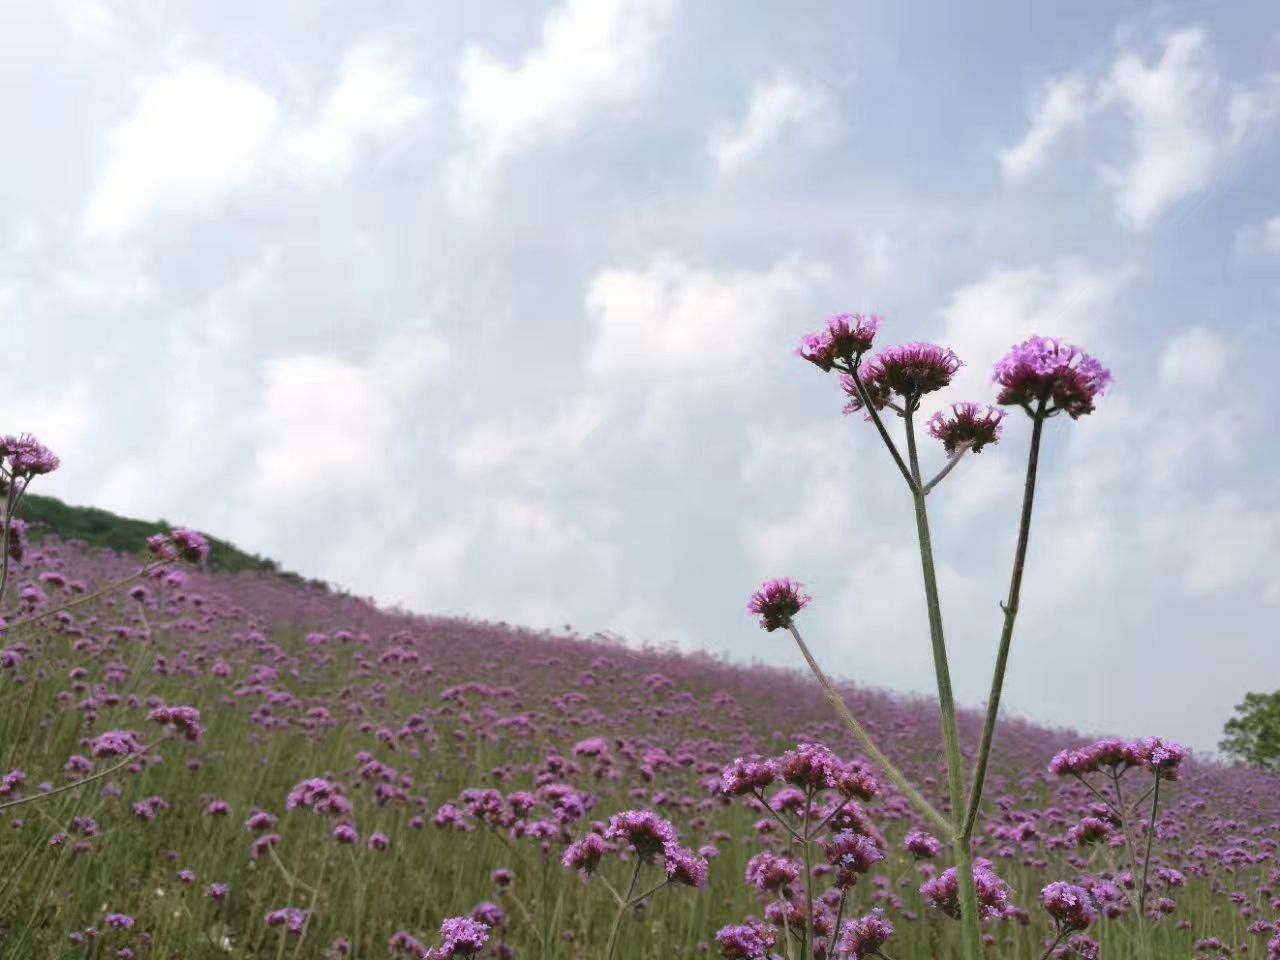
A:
<box><xmin>754</xmin><ymin>318</ymin><xmax>1114</xmax><ymax>959</ymax></box>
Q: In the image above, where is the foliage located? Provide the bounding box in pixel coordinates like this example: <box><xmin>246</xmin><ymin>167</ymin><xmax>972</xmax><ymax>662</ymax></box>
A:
<box><xmin>1220</xmin><ymin>691</ymin><xmax>1280</xmax><ymax>772</ymax></box>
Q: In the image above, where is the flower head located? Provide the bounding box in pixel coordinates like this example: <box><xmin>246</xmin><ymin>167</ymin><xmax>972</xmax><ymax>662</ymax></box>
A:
<box><xmin>920</xmin><ymin>860</ymin><xmax>1010</xmax><ymax>920</ymax></box>
<box><xmin>927</xmin><ymin>403</ymin><xmax>1005</xmax><ymax>455</ymax></box>
<box><xmin>867</xmin><ymin>342</ymin><xmax>962</xmax><ymax>402</ymax></box>
<box><xmin>170</xmin><ymin>528</ymin><xmax>208</xmax><ymax>564</ymax></box>
<box><xmin>561</xmin><ymin>833</ymin><xmax>608</xmax><ymax>877</ymax></box>
<box><xmin>747</xmin><ymin>578</ymin><xmax>811</xmax><ymax>632</ymax></box>
<box><xmin>663</xmin><ymin>845</ymin><xmax>709</xmax><ymax>888</ymax></box>
<box><xmin>837</xmin><ymin>910</ymin><xmax>895</xmax><ymax>958</ymax></box>
<box><xmin>1041</xmin><ymin>881</ymin><xmax>1097</xmax><ymax>933</ymax></box>
<box><xmin>604</xmin><ymin>809</ymin><xmax>678</xmax><ymax>860</ymax></box>
<box><xmin>903</xmin><ymin>830</ymin><xmax>944</xmax><ymax>860</ymax></box>
<box><xmin>1136</xmin><ymin>736</ymin><xmax>1187</xmax><ymax>780</ymax></box>
<box><xmin>797</xmin><ymin>314</ymin><xmax>880</xmax><ymax>371</ymax></box>
<box><xmin>148</xmin><ymin>705</ymin><xmax>204</xmax><ymax>742</ymax></box>
<box><xmin>0</xmin><ymin>434</ymin><xmax>60</xmax><ymax>478</ymax></box>
<box><xmin>439</xmin><ymin>917</ymin><xmax>489</xmax><ymax>956</ymax></box>
<box><xmin>715</xmin><ymin>922</ymin><xmax>776</xmax><ymax>959</ymax></box>
<box><xmin>993</xmin><ymin>336</ymin><xmax>1111</xmax><ymax>418</ymax></box>
<box><xmin>721</xmin><ymin>756</ymin><xmax>779</xmax><ymax>796</ymax></box>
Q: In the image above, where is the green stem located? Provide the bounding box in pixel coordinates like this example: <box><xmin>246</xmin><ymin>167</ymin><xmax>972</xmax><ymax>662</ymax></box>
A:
<box><xmin>962</xmin><ymin>397</ymin><xmax>1047</xmax><ymax>841</ymax></box>
<box><xmin>903</xmin><ymin>405</ymin><xmax>981</xmax><ymax>960</ymax></box>
<box><xmin>605</xmin><ymin>860</ymin><xmax>643</xmax><ymax>960</ymax></box>
<box><xmin>1138</xmin><ymin>776</ymin><xmax>1161</xmax><ymax>916</ymax></box>
<box><xmin>786</xmin><ymin>624</ymin><xmax>951</xmax><ymax>837</ymax></box>
<box><xmin>845</xmin><ymin>365</ymin><xmax>918</xmax><ymax>492</ymax></box>
<box><xmin>802</xmin><ymin>792</ymin><xmax>815</xmax><ymax>960</ymax></box>
<box><xmin>0</xmin><ymin>735</ymin><xmax>169</xmax><ymax>813</ymax></box>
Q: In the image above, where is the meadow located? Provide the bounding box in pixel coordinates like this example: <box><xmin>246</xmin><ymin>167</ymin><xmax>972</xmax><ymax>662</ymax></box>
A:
<box><xmin>0</xmin><ymin>534</ymin><xmax>1274</xmax><ymax>959</ymax></box>
<box><xmin>1</xmin><ymin>325</ymin><xmax>1278</xmax><ymax>960</ymax></box>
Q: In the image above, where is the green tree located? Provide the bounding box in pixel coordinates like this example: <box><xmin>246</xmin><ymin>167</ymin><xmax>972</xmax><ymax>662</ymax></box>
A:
<box><xmin>1219</xmin><ymin>691</ymin><xmax>1280</xmax><ymax>771</ymax></box>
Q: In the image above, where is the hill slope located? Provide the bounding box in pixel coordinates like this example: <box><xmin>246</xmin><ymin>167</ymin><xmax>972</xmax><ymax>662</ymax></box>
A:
<box><xmin>16</xmin><ymin>492</ymin><xmax>326</xmax><ymax>588</ymax></box>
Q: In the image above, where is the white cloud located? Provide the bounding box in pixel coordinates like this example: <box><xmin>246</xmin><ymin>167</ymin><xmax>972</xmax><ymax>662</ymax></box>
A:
<box><xmin>83</xmin><ymin>63</ymin><xmax>280</xmax><ymax>239</ymax></box>
<box><xmin>448</xmin><ymin>393</ymin><xmax>611</xmax><ymax>484</ymax></box>
<box><xmin>450</xmin><ymin>0</ymin><xmax>676</xmax><ymax>205</ymax></box>
<box><xmin>1158</xmin><ymin>326</ymin><xmax>1227</xmax><ymax>388</ymax></box>
<box><xmin>1235</xmin><ymin>214</ymin><xmax>1280</xmax><ymax>257</ymax></box>
<box><xmin>284</xmin><ymin>43</ymin><xmax>425</xmax><ymax>183</ymax></box>
<box><xmin>253</xmin><ymin>336</ymin><xmax>449</xmax><ymax>506</ymax></box>
<box><xmin>708</xmin><ymin>74</ymin><xmax>829</xmax><ymax>176</ymax></box>
<box><xmin>584</xmin><ymin>255</ymin><xmax>830</xmax><ymax>434</ymax></box>
<box><xmin>1098</xmin><ymin>28</ymin><xmax>1220</xmax><ymax>230</ymax></box>
<box><xmin>740</xmin><ymin>421</ymin><xmax>858</xmax><ymax>573</ymax></box>
<box><xmin>1001</xmin><ymin>29</ymin><xmax>1280</xmax><ymax>232</ymax></box>
<box><xmin>999</xmin><ymin>74</ymin><xmax>1090</xmax><ymax>183</ymax></box>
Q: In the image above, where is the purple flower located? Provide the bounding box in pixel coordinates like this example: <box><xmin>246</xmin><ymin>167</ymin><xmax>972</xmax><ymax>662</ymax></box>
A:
<box><xmin>903</xmin><ymin>830</ymin><xmax>944</xmax><ymax>860</ymax></box>
<box><xmin>170</xmin><ymin>528</ymin><xmax>209</xmax><ymax>564</ymax></box>
<box><xmin>333</xmin><ymin>822</ymin><xmax>358</xmax><ymax>845</ymax></box>
<box><xmin>148</xmin><ymin>705</ymin><xmax>203</xmax><ymax>742</ymax></box>
<box><xmin>0</xmin><ymin>434</ymin><xmax>60</xmax><ymax>477</ymax></box>
<box><xmin>205</xmin><ymin>883</ymin><xmax>229</xmax><ymax>901</ymax></box>
<box><xmin>146</xmin><ymin>534</ymin><xmax>177</xmax><ymax>562</ymax></box>
<box><xmin>919</xmin><ymin>860</ymin><xmax>1010</xmax><ymax>920</ymax></box>
<box><xmin>797</xmin><ymin>313</ymin><xmax>880</xmax><ymax>371</ymax></box>
<box><xmin>1137</xmin><ymin>736</ymin><xmax>1187</xmax><ymax>780</ymax></box>
<box><xmin>663</xmin><ymin>845</ymin><xmax>709</xmax><ymax>888</ymax></box>
<box><xmin>89</xmin><ymin>730</ymin><xmax>145</xmax><ymax>759</ymax></box>
<box><xmin>603</xmin><ymin>810</ymin><xmax>678</xmax><ymax>860</ymax></box>
<box><xmin>367</xmin><ymin>831</ymin><xmax>390</xmax><ymax>851</ymax></box>
<box><xmin>439</xmin><ymin>916</ymin><xmax>489</xmax><ymax>956</ymax></box>
<box><xmin>927</xmin><ymin>403</ymin><xmax>1005</xmax><ymax>455</ymax></box>
<box><xmin>837</xmin><ymin>910</ymin><xmax>895</xmax><ymax>958</ymax></box>
<box><xmin>264</xmin><ymin>907</ymin><xmax>312</xmax><ymax>936</ymax></box>
<box><xmin>286</xmin><ymin>778</ymin><xmax>352</xmax><ymax>817</ymax></box>
<box><xmin>868</xmin><ymin>342</ymin><xmax>963</xmax><ymax>401</ymax></box>
<box><xmin>822</xmin><ymin>830</ymin><xmax>885</xmax><ymax>889</ymax></box>
<box><xmin>206</xmin><ymin>800</ymin><xmax>230</xmax><ymax>817</ymax></box>
<box><xmin>103</xmin><ymin>913</ymin><xmax>134</xmax><ymax>930</ymax></box>
<box><xmin>747</xmin><ymin>578</ymin><xmax>811</xmax><ymax>632</ymax></box>
<box><xmin>721</xmin><ymin>756</ymin><xmax>778</xmax><ymax>796</ymax></box>
<box><xmin>993</xmin><ymin>336</ymin><xmax>1111</xmax><ymax>418</ymax></box>
<box><xmin>715</xmin><ymin>921</ymin><xmax>776</xmax><ymax>959</ymax></box>
<box><xmin>562</xmin><ymin>833</ymin><xmax>608</xmax><ymax>877</ymax></box>
<box><xmin>1041</xmin><ymin>881</ymin><xmax>1097</xmax><ymax>932</ymax></box>
<box><xmin>745</xmin><ymin>851</ymin><xmax>801</xmax><ymax>893</ymax></box>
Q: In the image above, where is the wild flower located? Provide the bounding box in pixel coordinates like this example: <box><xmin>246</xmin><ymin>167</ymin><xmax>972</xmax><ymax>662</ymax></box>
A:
<box><xmin>747</xmin><ymin>578</ymin><xmax>811</xmax><ymax>632</ymax></box>
<box><xmin>993</xmin><ymin>336</ymin><xmax>1112</xmax><ymax>418</ymax></box>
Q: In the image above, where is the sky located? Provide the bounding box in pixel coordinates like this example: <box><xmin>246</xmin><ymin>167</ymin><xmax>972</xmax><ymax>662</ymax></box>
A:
<box><xmin>2</xmin><ymin>0</ymin><xmax>1279</xmax><ymax>753</ymax></box>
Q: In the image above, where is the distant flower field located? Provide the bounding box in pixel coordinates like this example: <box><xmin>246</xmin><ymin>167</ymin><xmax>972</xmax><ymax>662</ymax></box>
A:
<box><xmin>0</xmin><ymin>537</ymin><xmax>1274</xmax><ymax>958</ymax></box>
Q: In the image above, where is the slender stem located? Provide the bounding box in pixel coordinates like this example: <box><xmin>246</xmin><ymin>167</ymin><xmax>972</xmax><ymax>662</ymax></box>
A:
<box><xmin>921</xmin><ymin>446</ymin><xmax>971</xmax><ymax>496</ymax></box>
<box><xmin>0</xmin><ymin>478</ymin><xmax>17</xmax><ymax>606</ymax></box>
<box><xmin>801</xmin><ymin>791</ymin><xmax>815</xmax><ymax>960</ymax></box>
<box><xmin>786</xmin><ymin>624</ymin><xmax>951</xmax><ymax>837</ymax></box>
<box><xmin>627</xmin><ymin>878</ymin><xmax>670</xmax><ymax>906</ymax></box>
<box><xmin>845</xmin><ymin>365</ymin><xmax>917</xmax><ymax>493</ymax></box>
<box><xmin>903</xmin><ymin>405</ymin><xmax>981</xmax><ymax>960</ymax></box>
<box><xmin>961</xmin><ymin>398</ymin><xmax>1047</xmax><ymax>841</ymax></box>
<box><xmin>0</xmin><ymin>736</ymin><xmax>168</xmax><ymax>812</ymax></box>
<box><xmin>1109</xmin><ymin>770</ymin><xmax>1142</xmax><ymax>883</ymax></box>
<box><xmin>1138</xmin><ymin>776</ymin><xmax>1161</xmax><ymax>916</ymax></box>
<box><xmin>605</xmin><ymin>860</ymin><xmax>643</xmax><ymax>960</ymax></box>
<box><xmin>832</xmin><ymin>888</ymin><xmax>848</xmax><ymax>951</ymax></box>
<box><xmin>751</xmin><ymin>789</ymin><xmax>804</xmax><ymax>842</ymax></box>
<box><xmin>2</xmin><ymin>562</ymin><xmax>160</xmax><ymax>629</ymax></box>
<box><xmin>1039</xmin><ymin>929</ymin><xmax>1069</xmax><ymax>960</ymax></box>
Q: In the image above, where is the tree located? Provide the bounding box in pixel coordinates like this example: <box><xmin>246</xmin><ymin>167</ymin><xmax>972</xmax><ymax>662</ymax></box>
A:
<box><xmin>1219</xmin><ymin>691</ymin><xmax>1280</xmax><ymax>771</ymax></box>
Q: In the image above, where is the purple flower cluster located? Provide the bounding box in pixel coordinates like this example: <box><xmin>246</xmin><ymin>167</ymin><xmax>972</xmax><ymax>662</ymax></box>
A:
<box><xmin>797</xmin><ymin>313</ymin><xmax>880</xmax><ymax>371</ymax></box>
<box><xmin>746</xmin><ymin>578</ymin><xmax>811</xmax><ymax>632</ymax></box>
<box><xmin>927</xmin><ymin>402</ymin><xmax>1005</xmax><ymax>455</ymax></box>
<box><xmin>1040</xmin><ymin>881</ymin><xmax>1097</xmax><ymax>932</ymax></box>
<box><xmin>919</xmin><ymin>860</ymin><xmax>1011</xmax><ymax>921</ymax></box>
<box><xmin>0</xmin><ymin>433</ymin><xmax>60</xmax><ymax>478</ymax></box>
<box><xmin>993</xmin><ymin>335</ymin><xmax>1112</xmax><ymax>418</ymax></box>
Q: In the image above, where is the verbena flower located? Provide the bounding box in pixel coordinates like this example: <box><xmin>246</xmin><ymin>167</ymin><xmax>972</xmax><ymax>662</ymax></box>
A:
<box><xmin>747</xmin><ymin>578</ymin><xmax>811</xmax><ymax>632</ymax></box>
<box><xmin>837</xmin><ymin>910</ymin><xmax>895</xmax><ymax>958</ymax></box>
<box><xmin>148</xmin><ymin>705</ymin><xmax>204</xmax><ymax>742</ymax></box>
<box><xmin>561</xmin><ymin>833</ymin><xmax>608</xmax><ymax>877</ymax></box>
<box><xmin>715</xmin><ymin>921</ymin><xmax>776</xmax><ymax>959</ymax></box>
<box><xmin>264</xmin><ymin>907</ymin><xmax>312</xmax><ymax>936</ymax></box>
<box><xmin>993</xmin><ymin>336</ymin><xmax>1111</xmax><ymax>418</ymax></box>
<box><xmin>171</xmin><ymin>528</ymin><xmax>209</xmax><ymax>564</ymax></box>
<box><xmin>927</xmin><ymin>403</ymin><xmax>1005</xmax><ymax>455</ymax></box>
<box><xmin>866</xmin><ymin>342</ymin><xmax>962</xmax><ymax>402</ymax></box>
<box><xmin>603</xmin><ymin>809</ymin><xmax>678</xmax><ymax>860</ymax></box>
<box><xmin>797</xmin><ymin>314</ymin><xmax>880</xmax><ymax>371</ymax></box>
<box><xmin>663</xmin><ymin>845</ymin><xmax>709</xmax><ymax>888</ymax></box>
<box><xmin>1041</xmin><ymin>881</ymin><xmax>1097</xmax><ymax>932</ymax></box>
<box><xmin>0</xmin><ymin>434</ymin><xmax>60</xmax><ymax>477</ymax></box>
<box><xmin>721</xmin><ymin>756</ymin><xmax>779</xmax><ymax>796</ymax></box>
<box><xmin>438</xmin><ymin>917</ymin><xmax>489</xmax><ymax>956</ymax></box>
<box><xmin>1136</xmin><ymin>737</ymin><xmax>1187</xmax><ymax>780</ymax></box>
<box><xmin>920</xmin><ymin>859</ymin><xmax>1010</xmax><ymax>920</ymax></box>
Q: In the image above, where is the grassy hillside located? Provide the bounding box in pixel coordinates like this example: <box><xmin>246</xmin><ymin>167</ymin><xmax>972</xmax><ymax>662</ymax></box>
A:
<box><xmin>15</xmin><ymin>492</ymin><xmax>327</xmax><ymax>589</ymax></box>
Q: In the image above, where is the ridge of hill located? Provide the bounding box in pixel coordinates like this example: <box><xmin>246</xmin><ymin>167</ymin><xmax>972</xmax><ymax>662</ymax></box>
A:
<box><xmin>16</xmin><ymin>492</ymin><xmax>329</xmax><ymax>590</ymax></box>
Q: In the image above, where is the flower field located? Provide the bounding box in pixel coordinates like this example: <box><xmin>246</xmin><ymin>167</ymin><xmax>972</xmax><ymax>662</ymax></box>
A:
<box><xmin>0</xmin><ymin>533</ymin><xmax>1276</xmax><ymax>958</ymax></box>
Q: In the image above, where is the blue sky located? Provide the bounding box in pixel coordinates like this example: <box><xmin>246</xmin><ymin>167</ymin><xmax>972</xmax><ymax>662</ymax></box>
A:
<box><xmin>2</xmin><ymin>0</ymin><xmax>1278</xmax><ymax>752</ymax></box>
